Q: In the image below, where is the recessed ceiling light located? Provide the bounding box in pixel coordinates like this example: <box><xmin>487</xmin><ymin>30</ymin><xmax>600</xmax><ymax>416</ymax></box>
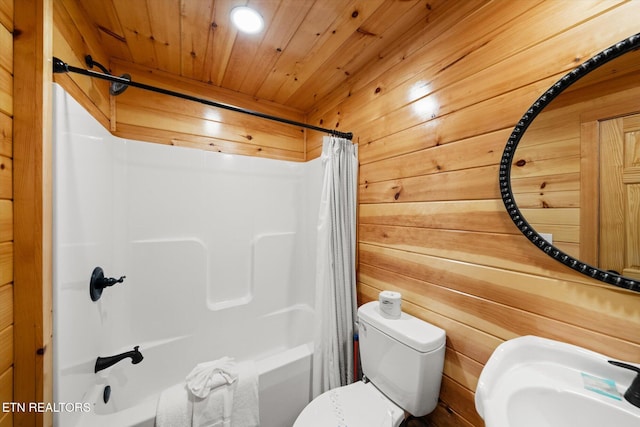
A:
<box><xmin>230</xmin><ymin>6</ymin><xmax>264</xmax><ymax>34</ymax></box>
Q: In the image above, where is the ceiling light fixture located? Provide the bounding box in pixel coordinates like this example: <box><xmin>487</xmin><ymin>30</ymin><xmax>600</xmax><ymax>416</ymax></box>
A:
<box><xmin>230</xmin><ymin>6</ymin><xmax>264</xmax><ymax>34</ymax></box>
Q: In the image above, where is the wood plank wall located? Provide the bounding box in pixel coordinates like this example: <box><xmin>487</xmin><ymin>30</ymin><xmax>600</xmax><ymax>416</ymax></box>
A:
<box><xmin>13</xmin><ymin>1</ymin><xmax>53</xmax><ymax>426</ymax></box>
<box><xmin>307</xmin><ymin>1</ymin><xmax>640</xmax><ymax>426</ymax></box>
<box><xmin>110</xmin><ymin>60</ymin><xmax>308</xmax><ymax>161</ymax></box>
<box><xmin>0</xmin><ymin>1</ymin><xmax>13</xmax><ymax>426</ymax></box>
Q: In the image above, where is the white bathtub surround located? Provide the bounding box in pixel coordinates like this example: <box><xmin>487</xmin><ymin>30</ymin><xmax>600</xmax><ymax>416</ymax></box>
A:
<box><xmin>313</xmin><ymin>136</ymin><xmax>359</xmax><ymax>397</ymax></box>
<box><xmin>52</xmin><ymin>84</ymin><xmax>320</xmax><ymax>427</ymax></box>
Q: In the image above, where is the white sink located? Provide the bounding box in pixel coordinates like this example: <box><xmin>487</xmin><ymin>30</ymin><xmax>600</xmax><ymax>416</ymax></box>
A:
<box><xmin>475</xmin><ymin>336</ymin><xmax>640</xmax><ymax>427</ymax></box>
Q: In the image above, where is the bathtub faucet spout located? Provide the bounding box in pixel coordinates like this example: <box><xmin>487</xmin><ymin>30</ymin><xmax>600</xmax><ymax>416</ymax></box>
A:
<box><xmin>95</xmin><ymin>346</ymin><xmax>144</xmax><ymax>373</ymax></box>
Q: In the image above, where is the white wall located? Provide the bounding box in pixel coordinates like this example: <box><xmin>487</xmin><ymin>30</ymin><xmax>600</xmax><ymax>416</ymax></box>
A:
<box><xmin>52</xmin><ymin>84</ymin><xmax>321</xmax><ymax>420</ymax></box>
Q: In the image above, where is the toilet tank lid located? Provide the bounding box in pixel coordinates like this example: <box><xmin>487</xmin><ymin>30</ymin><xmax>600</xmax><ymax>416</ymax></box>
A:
<box><xmin>358</xmin><ymin>301</ymin><xmax>445</xmax><ymax>353</ymax></box>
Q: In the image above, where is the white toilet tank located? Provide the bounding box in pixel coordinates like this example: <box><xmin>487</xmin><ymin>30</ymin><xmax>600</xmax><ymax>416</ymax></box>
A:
<box><xmin>358</xmin><ymin>301</ymin><xmax>446</xmax><ymax>416</ymax></box>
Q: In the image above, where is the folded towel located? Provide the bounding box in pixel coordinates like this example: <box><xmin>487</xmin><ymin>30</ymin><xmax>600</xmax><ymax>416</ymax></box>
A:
<box><xmin>156</xmin><ymin>358</ymin><xmax>259</xmax><ymax>427</ymax></box>
<box><xmin>186</xmin><ymin>356</ymin><xmax>238</xmax><ymax>399</ymax></box>
<box><xmin>229</xmin><ymin>361</ymin><xmax>259</xmax><ymax>427</ymax></box>
<box><xmin>156</xmin><ymin>383</ymin><xmax>192</xmax><ymax>427</ymax></box>
<box><xmin>191</xmin><ymin>360</ymin><xmax>259</xmax><ymax>427</ymax></box>
<box><xmin>191</xmin><ymin>384</ymin><xmax>233</xmax><ymax>427</ymax></box>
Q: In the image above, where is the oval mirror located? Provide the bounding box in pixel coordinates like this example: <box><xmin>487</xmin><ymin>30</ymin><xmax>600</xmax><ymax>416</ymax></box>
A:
<box><xmin>500</xmin><ymin>32</ymin><xmax>640</xmax><ymax>292</ymax></box>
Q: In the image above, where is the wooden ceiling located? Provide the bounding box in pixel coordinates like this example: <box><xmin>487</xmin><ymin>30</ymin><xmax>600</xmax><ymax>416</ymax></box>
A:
<box><xmin>74</xmin><ymin>0</ymin><xmax>436</xmax><ymax>112</ymax></box>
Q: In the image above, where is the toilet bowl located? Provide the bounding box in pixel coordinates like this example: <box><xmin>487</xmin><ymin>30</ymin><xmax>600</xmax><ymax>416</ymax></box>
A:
<box><xmin>294</xmin><ymin>301</ymin><xmax>446</xmax><ymax>426</ymax></box>
<box><xmin>294</xmin><ymin>381</ymin><xmax>404</xmax><ymax>427</ymax></box>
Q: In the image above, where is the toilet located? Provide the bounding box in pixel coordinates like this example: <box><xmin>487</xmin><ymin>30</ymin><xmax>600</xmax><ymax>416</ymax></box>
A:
<box><xmin>294</xmin><ymin>301</ymin><xmax>446</xmax><ymax>426</ymax></box>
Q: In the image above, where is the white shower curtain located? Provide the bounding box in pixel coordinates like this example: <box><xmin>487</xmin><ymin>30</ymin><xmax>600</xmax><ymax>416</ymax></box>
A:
<box><xmin>312</xmin><ymin>135</ymin><xmax>359</xmax><ymax>398</ymax></box>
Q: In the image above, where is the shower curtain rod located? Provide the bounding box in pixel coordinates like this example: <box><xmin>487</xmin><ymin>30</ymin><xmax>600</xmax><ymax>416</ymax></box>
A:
<box><xmin>52</xmin><ymin>57</ymin><xmax>353</xmax><ymax>141</ymax></box>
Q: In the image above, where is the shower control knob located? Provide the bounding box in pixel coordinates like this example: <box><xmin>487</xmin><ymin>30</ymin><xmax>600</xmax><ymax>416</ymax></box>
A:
<box><xmin>90</xmin><ymin>266</ymin><xmax>126</xmax><ymax>301</ymax></box>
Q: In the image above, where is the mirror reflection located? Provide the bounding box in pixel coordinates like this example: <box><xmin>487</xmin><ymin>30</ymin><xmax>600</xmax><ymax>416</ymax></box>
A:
<box><xmin>511</xmin><ymin>47</ymin><xmax>640</xmax><ymax>281</ymax></box>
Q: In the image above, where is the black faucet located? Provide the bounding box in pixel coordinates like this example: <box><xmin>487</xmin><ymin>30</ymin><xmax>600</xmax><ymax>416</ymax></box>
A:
<box><xmin>608</xmin><ymin>360</ymin><xmax>640</xmax><ymax>408</ymax></box>
<box><xmin>95</xmin><ymin>346</ymin><xmax>144</xmax><ymax>373</ymax></box>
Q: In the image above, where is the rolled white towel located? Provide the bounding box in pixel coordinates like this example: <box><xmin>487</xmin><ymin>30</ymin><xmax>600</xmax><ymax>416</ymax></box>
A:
<box><xmin>186</xmin><ymin>357</ymin><xmax>238</xmax><ymax>398</ymax></box>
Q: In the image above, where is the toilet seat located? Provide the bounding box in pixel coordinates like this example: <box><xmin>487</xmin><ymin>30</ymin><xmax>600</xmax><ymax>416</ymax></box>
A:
<box><xmin>293</xmin><ymin>381</ymin><xmax>404</xmax><ymax>427</ymax></box>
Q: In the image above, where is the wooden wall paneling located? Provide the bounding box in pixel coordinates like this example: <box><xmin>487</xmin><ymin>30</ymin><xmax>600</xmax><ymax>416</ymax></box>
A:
<box><xmin>111</xmin><ymin>59</ymin><xmax>307</xmax><ymax>122</ymax></box>
<box><xmin>0</xmin><ymin>284</ymin><xmax>11</xmax><ymax>329</ymax></box>
<box><xmin>0</xmin><ymin>156</ymin><xmax>9</xmax><ymax>199</ymax></box>
<box><xmin>114</xmin><ymin>102</ymin><xmax>304</xmax><ymax>155</ymax></box>
<box><xmin>0</xmin><ymin>244</ymin><xmax>10</xmax><ymax>292</ymax></box>
<box><xmin>359</xmin><ymin>128</ymin><xmax>510</xmax><ymax>185</ymax></box>
<box><xmin>115</xmin><ymin>123</ymin><xmax>305</xmax><ymax>161</ymax></box>
<box><xmin>438</xmin><ymin>376</ymin><xmax>483</xmax><ymax>426</ymax></box>
<box><xmin>308</xmin><ymin>0</ymin><xmax>635</xmax><ymax>157</ymax></box>
<box><xmin>110</xmin><ymin>60</ymin><xmax>308</xmax><ymax>161</ymax></box>
<box><xmin>360</xmin><ymin>74</ymin><xmax>560</xmax><ymax>166</ymax></box>
<box><xmin>0</xmin><ymin>113</ymin><xmax>10</xmax><ymax>157</ymax></box>
<box><xmin>359</xmin><ymin>199</ymin><xmax>517</xmax><ymax>235</ymax></box>
<box><xmin>316</xmin><ymin>0</ymin><xmax>544</xmax><ymax>136</ymax></box>
<box><xmin>360</xmin><ymin>165</ymin><xmax>500</xmax><ymax>204</ymax></box>
<box><xmin>14</xmin><ymin>1</ymin><xmax>53</xmax><ymax>426</ymax></box>
<box><xmin>0</xmin><ymin>68</ymin><xmax>11</xmax><ymax>117</ymax></box>
<box><xmin>307</xmin><ymin>0</ymin><xmax>489</xmax><ymax>125</ymax></box>
<box><xmin>0</xmin><ymin>367</ymin><xmax>12</xmax><ymax>427</ymax></box>
<box><xmin>52</xmin><ymin>0</ymin><xmax>111</xmax><ymax>120</ymax></box>
<box><xmin>0</xmin><ymin>0</ymin><xmax>11</xmax><ymax>32</ymax></box>
<box><xmin>359</xmin><ymin>242</ymin><xmax>640</xmax><ymax>341</ymax></box>
<box><xmin>0</xmin><ymin>200</ymin><xmax>11</xmax><ymax>241</ymax></box>
<box><xmin>358</xmin><ymin>245</ymin><xmax>640</xmax><ymax>359</ymax></box>
<box><xmin>112</xmin><ymin>78</ymin><xmax>305</xmax><ymax>144</ymax></box>
<box><xmin>307</xmin><ymin>0</ymin><xmax>537</xmax><ymax>129</ymax></box>
<box><xmin>426</xmin><ymin>404</ymin><xmax>475</xmax><ymax>427</ymax></box>
<box><xmin>0</xmin><ymin>1</ymin><xmax>11</xmax><ymax>425</ymax></box>
<box><xmin>0</xmin><ymin>22</ymin><xmax>11</xmax><ymax>75</ymax></box>
<box><xmin>306</xmin><ymin>4</ymin><xmax>640</xmax><ymax>422</ymax></box>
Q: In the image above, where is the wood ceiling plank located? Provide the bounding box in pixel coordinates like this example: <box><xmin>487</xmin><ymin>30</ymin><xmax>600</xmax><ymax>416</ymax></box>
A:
<box><xmin>112</xmin><ymin>0</ymin><xmax>156</xmax><ymax>68</ymax></box>
<box><xmin>287</xmin><ymin>0</ymin><xmax>424</xmax><ymax>110</ymax></box>
<box><xmin>202</xmin><ymin>0</ymin><xmax>245</xmax><ymax>86</ymax></box>
<box><xmin>271</xmin><ymin>0</ymin><xmax>386</xmax><ymax>105</ymax></box>
<box><xmin>220</xmin><ymin>0</ymin><xmax>282</xmax><ymax>91</ymax></box>
<box><xmin>75</xmin><ymin>0</ymin><xmax>131</xmax><ymax>61</ymax></box>
<box><xmin>238</xmin><ymin>0</ymin><xmax>315</xmax><ymax>96</ymax></box>
<box><xmin>180</xmin><ymin>0</ymin><xmax>215</xmax><ymax>80</ymax></box>
<box><xmin>255</xmin><ymin>0</ymin><xmax>349</xmax><ymax>102</ymax></box>
<box><xmin>147</xmin><ymin>0</ymin><xmax>181</xmax><ymax>75</ymax></box>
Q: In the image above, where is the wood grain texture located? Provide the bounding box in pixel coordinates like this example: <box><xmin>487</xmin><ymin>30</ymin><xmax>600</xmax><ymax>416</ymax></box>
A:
<box><xmin>0</xmin><ymin>2</ymin><xmax>11</xmax><ymax>425</ymax></box>
<box><xmin>13</xmin><ymin>1</ymin><xmax>53</xmax><ymax>425</ymax></box>
<box><xmin>313</xmin><ymin>2</ymin><xmax>640</xmax><ymax>425</ymax></box>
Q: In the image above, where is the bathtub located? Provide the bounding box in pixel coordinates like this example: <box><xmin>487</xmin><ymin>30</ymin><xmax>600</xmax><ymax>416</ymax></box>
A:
<box><xmin>56</xmin><ymin>305</ymin><xmax>314</xmax><ymax>427</ymax></box>
<box><xmin>76</xmin><ymin>343</ymin><xmax>312</xmax><ymax>427</ymax></box>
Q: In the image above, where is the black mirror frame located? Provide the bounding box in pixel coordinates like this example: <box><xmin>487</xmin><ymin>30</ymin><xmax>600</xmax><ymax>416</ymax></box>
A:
<box><xmin>499</xmin><ymin>32</ymin><xmax>640</xmax><ymax>293</ymax></box>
